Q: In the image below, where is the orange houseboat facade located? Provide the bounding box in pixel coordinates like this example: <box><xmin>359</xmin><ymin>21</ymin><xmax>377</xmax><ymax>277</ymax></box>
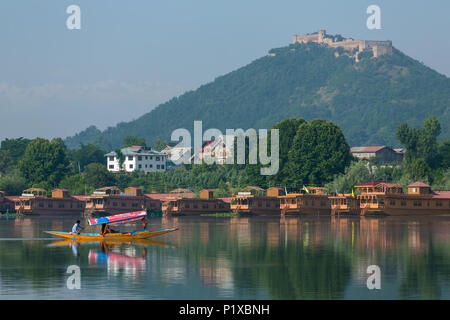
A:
<box><xmin>163</xmin><ymin>189</ymin><xmax>230</xmax><ymax>216</ymax></box>
<box><xmin>85</xmin><ymin>187</ymin><xmax>162</xmax><ymax>215</ymax></box>
<box><xmin>230</xmin><ymin>187</ymin><xmax>282</xmax><ymax>215</ymax></box>
<box><xmin>330</xmin><ymin>181</ymin><xmax>450</xmax><ymax>216</ymax></box>
<box><xmin>12</xmin><ymin>188</ymin><xmax>85</xmax><ymax>215</ymax></box>
<box><xmin>280</xmin><ymin>187</ymin><xmax>330</xmax><ymax>215</ymax></box>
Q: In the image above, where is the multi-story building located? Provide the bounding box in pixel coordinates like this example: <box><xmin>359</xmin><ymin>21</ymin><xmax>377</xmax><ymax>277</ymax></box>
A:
<box><xmin>105</xmin><ymin>146</ymin><xmax>168</xmax><ymax>173</ymax></box>
<box><xmin>350</xmin><ymin>146</ymin><xmax>404</xmax><ymax>164</ymax></box>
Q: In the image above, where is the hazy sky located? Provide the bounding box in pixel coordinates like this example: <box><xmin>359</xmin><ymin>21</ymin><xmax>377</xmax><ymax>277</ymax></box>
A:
<box><xmin>0</xmin><ymin>0</ymin><xmax>449</xmax><ymax>140</ymax></box>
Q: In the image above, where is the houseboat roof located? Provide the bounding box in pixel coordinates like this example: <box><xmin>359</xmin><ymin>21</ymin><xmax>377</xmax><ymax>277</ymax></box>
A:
<box><xmin>432</xmin><ymin>191</ymin><xmax>450</xmax><ymax>199</ymax></box>
<box><xmin>71</xmin><ymin>195</ymin><xmax>90</xmax><ymax>201</ymax></box>
<box><xmin>354</xmin><ymin>181</ymin><xmax>387</xmax><ymax>187</ymax></box>
<box><xmin>408</xmin><ymin>182</ymin><xmax>431</xmax><ymax>188</ymax></box>
<box><xmin>145</xmin><ymin>192</ymin><xmax>195</xmax><ymax>201</ymax></box>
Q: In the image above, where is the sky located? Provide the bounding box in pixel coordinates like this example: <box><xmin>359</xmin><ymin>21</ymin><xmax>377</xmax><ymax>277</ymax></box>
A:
<box><xmin>0</xmin><ymin>0</ymin><xmax>449</xmax><ymax>141</ymax></box>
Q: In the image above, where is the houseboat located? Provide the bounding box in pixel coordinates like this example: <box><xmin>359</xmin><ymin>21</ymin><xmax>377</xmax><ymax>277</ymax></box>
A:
<box><xmin>162</xmin><ymin>189</ymin><xmax>230</xmax><ymax>216</ymax></box>
<box><xmin>12</xmin><ymin>188</ymin><xmax>85</xmax><ymax>215</ymax></box>
<box><xmin>356</xmin><ymin>181</ymin><xmax>450</xmax><ymax>216</ymax></box>
<box><xmin>329</xmin><ymin>194</ymin><xmax>360</xmax><ymax>215</ymax></box>
<box><xmin>230</xmin><ymin>187</ymin><xmax>282</xmax><ymax>215</ymax></box>
<box><xmin>85</xmin><ymin>186</ymin><xmax>161</xmax><ymax>215</ymax></box>
<box><xmin>279</xmin><ymin>186</ymin><xmax>331</xmax><ymax>215</ymax></box>
<box><xmin>330</xmin><ymin>181</ymin><xmax>450</xmax><ymax>216</ymax></box>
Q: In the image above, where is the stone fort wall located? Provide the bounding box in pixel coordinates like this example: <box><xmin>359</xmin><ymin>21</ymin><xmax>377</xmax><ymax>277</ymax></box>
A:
<box><xmin>293</xmin><ymin>30</ymin><xmax>392</xmax><ymax>58</ymax></box>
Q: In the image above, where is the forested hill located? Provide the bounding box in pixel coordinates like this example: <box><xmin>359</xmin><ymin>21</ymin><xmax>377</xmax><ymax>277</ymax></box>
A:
<box><xmin>65</xmin><ymin>42</ymin><xmax>450</xmax><ymax>150</ymax></box>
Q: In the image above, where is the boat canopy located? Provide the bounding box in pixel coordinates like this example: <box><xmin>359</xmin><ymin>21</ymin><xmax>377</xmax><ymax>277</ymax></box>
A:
<box><xmin>88</xmin><ymin>210</ymin><xmax>147</xmax><ymax>226</ymax></box>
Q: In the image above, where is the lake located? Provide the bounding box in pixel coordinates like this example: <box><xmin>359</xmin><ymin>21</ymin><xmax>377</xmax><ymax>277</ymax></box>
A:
<box><xmin>0</xmin><ymin>214</ymin><xmax>449</xmax><ymax>299</ymax></box>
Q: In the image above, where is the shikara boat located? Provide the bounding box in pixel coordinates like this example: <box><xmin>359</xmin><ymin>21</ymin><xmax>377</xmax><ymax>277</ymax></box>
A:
<box><xmin>44</xmin><ymin>210</ymin><xmax>179</xmax><ymax>241</ymax></box>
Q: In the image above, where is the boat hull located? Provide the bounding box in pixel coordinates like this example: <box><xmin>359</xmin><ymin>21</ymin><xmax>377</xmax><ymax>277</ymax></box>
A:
<box><xmin>44</xmin><ymin>227</ymin><xmax>179</xmax><ymax>241</ymax></box>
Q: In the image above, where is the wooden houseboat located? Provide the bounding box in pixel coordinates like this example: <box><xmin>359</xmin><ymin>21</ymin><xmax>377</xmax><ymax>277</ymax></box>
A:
<box><xmin>329</xmin><ymin>194</ymin><xmax>360</xmax><ymax>215</ymax></box>
<box><xmin>230</xmin><ymin>187</ymin><xmax>282</xmax><ymax>215</ymax></box>
<box><xmin>330</xmin><ymin>181</ymin><xmax>450</xmax><ymax>216</ymax></box>
<box><xmin>356</xmin><ymin>181</ymin><xmax>450</xmax><ymax>216</ymax></box>
<box><xmin>85</xmin><ymin>186</ymin><xmax>161</xmax><ymax>215</ymax></box>
<box><xmin>162</xmin><ymin>189</ymin><xmax>230</xmax><ymax>216</ymax></box>
<box><xmin>279</xmin><ymin>186</ymin><xmax>331</xmax><ymax>215</ymax></box>
<box><xmin>13</xmin><ymin>188</ymin><xmax>85</xmax><ymax>215</ymax></box>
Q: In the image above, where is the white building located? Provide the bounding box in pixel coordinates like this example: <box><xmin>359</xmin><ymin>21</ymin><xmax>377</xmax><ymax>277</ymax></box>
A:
<box><xmin>105</xmin><ymin>146</ymin><xmax>168</xmax><ymax>173</ymax></box>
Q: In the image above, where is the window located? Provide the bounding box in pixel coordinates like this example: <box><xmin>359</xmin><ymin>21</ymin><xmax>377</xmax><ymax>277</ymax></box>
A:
<box><xmin>138</xmin><ymin>156</ymin><xmax>142</xmax><ymax>161</ymax></box>
<box><xmin>193</xmin><ymin>203</ymin><xmax>198</xmax><ymax>209</ymax></box>
<box><xmin>132</xmin><ymin>203</ymin><xmax>139</xmax><ymax>207</ymax></box>
<box><xmin>157</xmin><ymin>165</ymin><xmax>160</xmax><ymax>169</ymax></box>
<box><xmin>156</xmin><ymin>156</ymin><xmax>160</xmax><ymax>161</ymax></box>
<box><xmin>202</xmin><ymin>204</ymin><xmax>208</xmax><ymax>209</ymax></box>
<box><xmin>389</xmin><ymin>200</ymin><xmax>396</xmax><ymax>206</ymax></box>
<box><xmin>150</xmin><ymin>164</ymin><xmax>153</xmax><ymax>168</ymax></box>
<box><xmin>112</xmin><ymin>202</ymin><xmax>118</xmax><ymax>206</ymax></box>
<box><xmin>129</xmin><ymin>164</ymin><xmax>134</xmax><ymax>169</ymax></box>
<box><xmin>48</xmin><ymin>202</ymin><xmax>53</xmax><ymax>208</ymax></box>
<box><xmin>145</xmin><ymin>156</ymin><xmax>148</xmax><ymax>160</ymax></box>
<box><xmin>39</xmin><ymin>202</ymin><xmax>44</xmax><ymax>208</ymax></box>
<box><xmin>109</xmin><ymin>165</ymin><xmax>114</xmax><ymax>169</ymax></box>
<box><xmin>436</xmin><ymin>201</ymin><xmax>443</xmax><ymax>207</ymax></box>
<box><xmin>109</xmin><ymin>156</ymin><xmax>114</xmax><ymax>161</ymax></box>
<box><xmin>128</xmin><ymin>156</ymin><xmax>133</xmax><ymax>161</ymax></box>
<box><xmin>59</xmin><ymin>203</ymin><xmax>65</xmax><ymax>208</ymax></box>
<box><xmin>122</xmin><ymin>202</ymin><xmax>126</xmax><ymax>207</ymax></box>
<box><xmin>161</xmin><ymin>165</ymin><xmax>164</xmax><ymax>169</ymax></box>
<box><xmin>401</xmin><ymin>201</ymin><xmax>407</xmax><ymax>206</ymax></box>
<box><xmin>138</xmin><ymin>164</ymin><xmax>142</xmax><ymax>169</ymax></box>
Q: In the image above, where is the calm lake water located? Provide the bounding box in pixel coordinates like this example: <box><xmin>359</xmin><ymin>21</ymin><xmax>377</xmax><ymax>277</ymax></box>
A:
<box><xmin>0</xmin><ymin>214</ymin><xmax>449</xmax><ymax>300</ymax></box>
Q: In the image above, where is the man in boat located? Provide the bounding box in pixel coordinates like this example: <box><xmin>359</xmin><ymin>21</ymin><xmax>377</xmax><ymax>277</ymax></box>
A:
<box><xmin>71</xmin><ymin>220</ymin><xmax>83</xmax><ymax>235</ymax></box>
<box><xmin>100</xmin><ymin>223</ymin><xmax>118</xmax><ymax>235</ymax></box>
<box><xmin>142</xmin><ymin>217</ymin><xmax>148</xmax><ymax>231</ymax></box>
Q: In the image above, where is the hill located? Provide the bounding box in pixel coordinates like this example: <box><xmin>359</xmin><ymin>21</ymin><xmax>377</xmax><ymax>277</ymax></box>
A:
<box><xmin>65</xmin><ymin>41</ymin><xmax>450</xmax><ymax>150</ymax></box>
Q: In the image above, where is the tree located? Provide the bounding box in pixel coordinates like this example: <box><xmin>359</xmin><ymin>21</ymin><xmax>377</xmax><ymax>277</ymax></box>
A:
<box><xmin>122</xmin><ymin>136</ymin><xmax>147</xmax><ymax>148</ymax></box>
<box><xmin>0</xmin><ymin>137</ymin><xmax>31</xmax><ymax>162</ymax></box>
<box><xmin>404</xmin><ymin>158</ymin><xmax>432</xmax><ymax>183</ymax></box>
<box><xmin>153</xmin><ymin>139</ymin><xmax>168</xmax><ymax>152</ymax></box>
<box><xmin>69</xmin><ymin>143</ymin><xmax>106</xmax><ymax>172</ymax></box>
<box><xmin>59</xmin><ymin>174</ymin><xmax>93</xmax><ymax>195</ymax></box>
<box><xmin>0</xmin><ymin>169</ymin><xmax>27</xmax><ymax>195</ymax></box>
<box><xmin>0</xmin><ymin>150</ymin><xmax>12</xmax><ymax>174</ymax></box>
<box><xmin>287</xmin><ymin>119</ymin><xmax>352</xmax><ymax>186</ymax></box>
<box><xmin>397</xmin><ymin>116</ymin><xmax>441</xmax><ymax>168</ymax></box>
<box><xmin>83</xmin><ymin>163</ymin><xmax>115</xmax><ymax>189</ymax></box>
<box><xmin>18</xmin><ymin>138</ymin><xmax>69</xmax><ymax>187</ymax></box>
<box><xmin>325</xmin><ymin>161</ymin><xmax>371</xmax><ymax>194</ymax></box>
<box><xmin>266</xmin><ymin>118</ymin><xmax>307</xmax><ymax>185</ymax></box>
<box><xmin>437</xmin><ymin>138</ymin><xmax>450</xmax><ymax>169</ymax></box>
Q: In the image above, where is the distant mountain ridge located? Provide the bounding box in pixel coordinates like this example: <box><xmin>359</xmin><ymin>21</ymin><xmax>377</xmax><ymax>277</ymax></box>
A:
<box><xmin>65</xmin><ymin>38</ymin><xmax>450</xmax><ymax>150</ymax></box>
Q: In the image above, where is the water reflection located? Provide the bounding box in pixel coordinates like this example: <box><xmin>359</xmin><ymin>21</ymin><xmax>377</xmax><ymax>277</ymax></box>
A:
<box><xmin>0</xmin><ymin>215</ymin><xmax>449</xmax><ymax>299</ymax></box>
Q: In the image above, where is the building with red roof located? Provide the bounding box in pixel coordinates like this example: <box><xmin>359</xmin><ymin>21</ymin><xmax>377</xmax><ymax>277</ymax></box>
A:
<box><xmin>350</xmin><ymin>146</ymin><xmax>404</xmax><ymax>164</ymax></box>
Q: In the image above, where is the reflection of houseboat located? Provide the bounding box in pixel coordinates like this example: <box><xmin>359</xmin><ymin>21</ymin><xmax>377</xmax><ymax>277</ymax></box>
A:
<box><xmin>162</xmin><ymin>189</ymin><xmax>230</xmax><ymax>216</ymax></box>
<box><xmin>280</xmin><ymin>187</ymin><xmax>330</xmax><ymax>215</ymax></box>
<box><xmin>85</xmin><ymin>186</ymin><xmax>161</xmax><ymax>215</ymax></box>
<box><xmin>230</xmin><ymin>187</ymin><xmax>282</xmax><ymax>215</ymax></box>
<box><xmin>13</xmin><ymin>188</ymin><xmax>85</xmax><ymax>215</ymax></box>
<box><xmin>330</xmin><ymin>181</ymin><xmax>450</xmax><ymax>216</ymax></box>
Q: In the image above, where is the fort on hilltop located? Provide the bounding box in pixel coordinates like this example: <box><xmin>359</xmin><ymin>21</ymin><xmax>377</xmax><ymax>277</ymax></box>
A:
<box><xmin>293</xmin><ymin>30</ymin><xmax>392</xmax><ymax>59</ymax></box>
